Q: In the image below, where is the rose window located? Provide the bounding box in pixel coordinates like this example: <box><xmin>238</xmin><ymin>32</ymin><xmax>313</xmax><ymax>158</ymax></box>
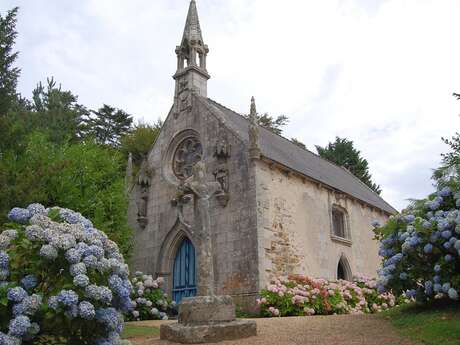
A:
<box><xmin>173</xmin><ymin>137</ymin><xmax>203</xmax><ymax>179</ymax></box>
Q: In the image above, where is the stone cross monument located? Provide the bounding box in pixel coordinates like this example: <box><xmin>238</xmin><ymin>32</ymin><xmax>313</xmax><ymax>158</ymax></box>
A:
<box><xmin>181</xmin><ymin>161</ymin><xmax>222</xmax><ymax>296</ymax></box>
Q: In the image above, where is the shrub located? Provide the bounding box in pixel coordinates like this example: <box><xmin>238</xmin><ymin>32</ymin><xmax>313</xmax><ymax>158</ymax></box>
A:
<box><xmin>257</xmin><ymin>275</ymin><xmax>399</xmax><ymax>317</ymax></box>
<box><xmin>0</xmin><ymin>204</ymin><xmax>133</xmax><ymax>345</ymax></box>
<box><xmin>374</xmin><ymin>185</ymin><xmax>460</xmax><ymax>302</ymax></box>
<box><xmin>125</xmin><ymin>272</ymin><xmax>175</xmax><ymax>321</ymax></box>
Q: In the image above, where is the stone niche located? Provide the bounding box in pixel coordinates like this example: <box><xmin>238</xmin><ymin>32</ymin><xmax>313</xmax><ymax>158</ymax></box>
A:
<box><xmin>160</xmin><ymin>295</ymin><xmax>257</xmax><ymax>344</ymax></box>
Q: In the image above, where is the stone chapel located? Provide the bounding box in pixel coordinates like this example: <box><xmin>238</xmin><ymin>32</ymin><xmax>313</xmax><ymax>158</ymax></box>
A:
<box><xmin>127</xmin><ymin>0</ymin><xmax>396</xmax><ymax>309</ymax></box>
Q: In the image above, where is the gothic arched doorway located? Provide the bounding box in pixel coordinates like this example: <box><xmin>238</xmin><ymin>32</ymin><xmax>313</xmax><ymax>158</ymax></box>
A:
<box><xmin>337</xmin><ymin>255</ymin><xmax>352</xmax><ymax>281</ymax></box>
<box><xmin>172</xmin><ymin>238</ymin><xmax>197</xmax><ymax>303</ymax></box>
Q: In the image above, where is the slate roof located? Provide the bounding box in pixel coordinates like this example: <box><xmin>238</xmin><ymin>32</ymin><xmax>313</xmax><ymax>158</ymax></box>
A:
<box><xmin>201</xmin><ymin>97</ymin><xmax>397</xmax><ymax>215</ymax></box>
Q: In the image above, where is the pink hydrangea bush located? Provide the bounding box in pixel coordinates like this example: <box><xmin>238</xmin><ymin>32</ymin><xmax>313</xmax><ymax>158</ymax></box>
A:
<box><xmin>125</xmin><ymin>271</ymin><xmax>175</xmax><ymax>321</ymax></box>
<box><xmin>257</xmin><ymin>275</ymin><xmax>400</xmax><ymax>317</ymax></box>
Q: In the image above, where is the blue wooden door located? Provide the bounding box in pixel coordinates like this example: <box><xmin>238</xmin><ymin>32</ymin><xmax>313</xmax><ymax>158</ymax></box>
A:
<box><xmin>172</xmin><ymin>238</ymin><xmax>197</xmax><ymax>303</ymax></box>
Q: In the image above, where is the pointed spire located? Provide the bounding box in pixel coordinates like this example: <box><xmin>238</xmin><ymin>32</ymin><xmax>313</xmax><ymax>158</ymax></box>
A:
<box><xmin>173</xmin><ymin>0</ymin><xmax>210</xmax><ymax>104</ymax></box>
<box><xmin>182</xmin><ymin>0</ymin><xmax>204</xmax><ymax>44</ymax></box>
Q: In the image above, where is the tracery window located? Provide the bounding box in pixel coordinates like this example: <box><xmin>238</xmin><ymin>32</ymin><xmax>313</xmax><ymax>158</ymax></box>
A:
<box><xmin>173</xmin><ymin>137</ymin><xmax>203</xmax><ymax>179</ymax></box>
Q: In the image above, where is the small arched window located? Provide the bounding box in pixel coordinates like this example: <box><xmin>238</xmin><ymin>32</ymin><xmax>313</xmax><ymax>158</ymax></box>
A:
<box><xmin>332</xmin><ymin>207</ymin><xmax>347</xmax><ymax>238</ymax></box>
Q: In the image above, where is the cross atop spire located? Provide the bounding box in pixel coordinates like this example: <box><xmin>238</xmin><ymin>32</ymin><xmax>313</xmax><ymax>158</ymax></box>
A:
<box><xmin>181</xmin><ymin>0</ymin><xmax>203</xmax><ymax>45</ymax></box>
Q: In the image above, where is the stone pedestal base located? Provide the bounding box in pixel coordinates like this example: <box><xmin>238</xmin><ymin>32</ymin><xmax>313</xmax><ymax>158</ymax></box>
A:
<box><xmin>160</xmin><ymin>295</ymin><xmax>257</xmax><ymax>344</ymax></box>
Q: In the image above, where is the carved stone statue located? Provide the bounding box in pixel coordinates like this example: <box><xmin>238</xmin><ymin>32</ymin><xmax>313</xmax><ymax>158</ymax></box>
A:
<box><xmin>214</xmin><ymin>135</ymin><xmax>230</xmax><ymax>159</ymax></box>
<box><xmin>137</xmin><ymin>158</ymin><xmax>151</xmax><ymax>229</ymax></box>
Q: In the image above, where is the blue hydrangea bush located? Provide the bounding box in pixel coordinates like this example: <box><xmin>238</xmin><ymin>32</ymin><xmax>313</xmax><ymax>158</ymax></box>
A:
<box><xmin>126</xmin><ymin>272</ymin><xmax>175</xmax><ymax>321</ymax></box>
<box><xmin>374</xmin><ymin>186</ymin><xmax>460</xmax><ymax>302</ymax></box>
<box><xmin>0</xmin><ymin>204</ymin><xmax>133</xmax><ymax>345</ymax></box>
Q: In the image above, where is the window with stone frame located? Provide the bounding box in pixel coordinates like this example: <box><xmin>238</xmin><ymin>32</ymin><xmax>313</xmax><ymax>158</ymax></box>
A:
<box><xmin>331</xmin><ymin>207</ymin><xmax>348</xmax><ymax>239</ymax></box>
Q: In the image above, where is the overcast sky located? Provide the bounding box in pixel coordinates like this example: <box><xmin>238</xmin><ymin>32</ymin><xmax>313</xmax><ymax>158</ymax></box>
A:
<box><xmin>2</xmin><ymin>0</ymin><xmax>460</xmax><ymax>210</ymax></box>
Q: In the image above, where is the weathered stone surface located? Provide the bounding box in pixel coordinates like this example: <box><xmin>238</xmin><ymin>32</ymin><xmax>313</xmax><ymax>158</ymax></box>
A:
<box><xmin>179</xmin><ymin>296</ymin><xmax>235</xmax><ymax>325</ymax></box>
<box><xmin>160</xmin><ymin>320</ymin><xmax>257</xmax><ymax>344</ymax></box>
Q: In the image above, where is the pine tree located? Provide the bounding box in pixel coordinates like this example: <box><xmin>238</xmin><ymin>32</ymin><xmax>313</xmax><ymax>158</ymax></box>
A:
<box><xmin>31</xmin><ymin>77</ymin><xmax>89</xmax><ymax>144</ymax></box>
<box><xmin>316</xmin><ymin>137</ymin><xmax>382</xmax><ymax>194</ymax></box>
<box><xmin>85</xmin><ymin>104</ymin><xmax>133</xmax><ymax>147</ymax></box>
<box><xmin>0</xmin><ymin>7</ymin><xmax>20</xmax><ymax>115</ymax></box>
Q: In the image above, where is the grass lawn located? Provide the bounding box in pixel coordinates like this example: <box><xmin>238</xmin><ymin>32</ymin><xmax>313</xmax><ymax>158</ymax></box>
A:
<box><xmin>122</xmin><ymin>324</ymin><xmax>160</xmax><ymax>339</ymax></box>
<box><xmin>382</xmin><ymin>299</ymin><xmax>460</xmax><ymax>345</ymax></box>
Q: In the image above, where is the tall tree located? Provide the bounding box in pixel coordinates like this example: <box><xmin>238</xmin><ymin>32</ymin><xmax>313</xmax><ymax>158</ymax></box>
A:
<box><xmin>0</xmin><ymin>7</ymin><xmax>20</xmax><ymax>115</ymax></box>
<box><xmin>316</xmin><ymin>137</ymin><xmax>382</xmax><ymax>194</ymax></box>
<box><xmin>32</xmin><ymin>77</ymin><xmax>88</xmax><ymax>144</ymax></box>
<box><xmin>85</xmin><ymin>104</ymin><xmax>133</xmax><ymax>147</ymax></box>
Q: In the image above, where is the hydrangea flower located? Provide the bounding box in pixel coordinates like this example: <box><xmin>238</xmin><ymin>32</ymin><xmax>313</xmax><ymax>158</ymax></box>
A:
<box><xmin>73</xmin><ymin>274</ymin><xmax>90</xmax><ymax>288</ymax></box>
<box><xmin>442</xmin><ymin>283</ymin><xmax>451</xmax><ymax>293</ymax></box>
<box><xmin>70</xmin><ymin>263</ymin><xmax>87</xmax><ymax>277</ymax></box>
<box><xmin>3</xmin><ymin>204</ymin><xmax>132</xmax><ymax>343</ymax></box>
<box><xmin>48</xmin><ymin>296</ymin><xmax>59</xmax><ymax>310</ymax></box>
<box><xmin>423</xmin><ymin>243</ymin><xmax>433</xmax><ymax>254</ymax></box>
<box><xmin>79</xmin><ymin>301</ymin><xmax>96</xmax><ymax>320</ymax></box>
<box><xmin>0</xmin><ymin>251</ymin><xmax>9</xmax><ymax>268</ymax></box>
<box><xmin>39</xmin><ymin>245</ymin><xmax>58</xmax><ymax>260</ymax></box>
<box><xmin>65</xmin><ymin>248</ymin><xmax>82</xmax><ymax>264</ymax></box>
<box><xmin>7</xmin><ymin>287</ymin><xmax>28</xmax><ymax>303</ymax></box>
<box><xmin>448</xmin><ymin>288</ymin><xmax>458</xmax><ymax>300</ymax></box>
<box><xmin>21</xmin><ymin>275</ymin><xmax>38</xmax><ymax>290</ymax></box>
<box><xmin>8</xmin><ymin>316</ymin><xmax>31</xmax><ymax>337</ymax></box>
<box><xmin>438</xmin><ymin>186</ymin><xmax>451</xmax><ymax>197</ymax></box>
<box><xmin>7</xmin><ymin>208</ymin><xmax>31</xmax><ymax>224</ymax></box>
<box><xmin>26</xmin><ymin>204</ymin><xmax>46</xmax><ymax>217</ymax></box>
<box><xmin>57</xmin><ymin>290</ymin><xmax>79</xmax><ymax>307</ymax></box>
<box><xmin>13</xmin><ymin>294</ymin><xmax>42</xmax><ymax>317</ymax></box>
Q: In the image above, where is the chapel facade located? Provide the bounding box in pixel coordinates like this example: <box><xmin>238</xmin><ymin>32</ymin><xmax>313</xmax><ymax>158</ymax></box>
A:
<box><xmin>127</xmin><ymin>0</ymin><xmax>396</xmax><ymax>309</ymax></box>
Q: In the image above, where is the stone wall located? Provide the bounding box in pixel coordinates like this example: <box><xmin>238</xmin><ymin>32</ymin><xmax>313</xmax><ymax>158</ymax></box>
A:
<box><xmin>129</xmin><ymin>95</ymin><xmax>260</xmax><ymax>307</ymax></box>
<box><xmin>255</xmin><ymin>159</ymin><xmax>389</xmax><ymax>289</ymax></box>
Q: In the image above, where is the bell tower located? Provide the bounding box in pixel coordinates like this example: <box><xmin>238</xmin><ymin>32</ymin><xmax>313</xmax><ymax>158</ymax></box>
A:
<box><xmin>173</xmin><ymin>0</ymin><xmax>210</xmax><ymax>116</ymax></box>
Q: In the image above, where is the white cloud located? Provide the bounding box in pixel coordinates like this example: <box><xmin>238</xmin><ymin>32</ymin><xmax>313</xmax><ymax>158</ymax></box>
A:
<box><xmin>2</xmin><ymin>0</ymin><xmax>460</xmax><ymax>210</ymax></box>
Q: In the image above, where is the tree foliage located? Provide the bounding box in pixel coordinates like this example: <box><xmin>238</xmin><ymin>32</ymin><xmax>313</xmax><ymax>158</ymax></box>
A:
<box><xmin>120</xmin><ymin>120</ymin><xmax>162</xmax><ymax>165</ymax></box>
<box><xmin>257</xmin><ymin>113</ymin><xmax>289</xmax><ymax>135</ymax></box>
<box><xmin>316</xmin><ymin>137</ymin><xmax>382</xmax><ymax>194</ymax></box>
<box><xmin>433</xmin><ymin>93</ymin><xmax>460</xmax><ymax>184</ymax></box>
<box><xmin>291</xmin><ymin>137</ymin><xmax>306</xmax><ymax>149</ymax></box>
<box><xmin>244</xmin><ymin>112</ymin><xmax>289</xmax><ymax>135</ymax></box>
<box><xmin>0</xmin><ymin>7</ymin><xmax>20</xmax><ymax>115</ymax></box>
<box><xmin>31</xmin><ymin>78</ymin><xmax>89</xmax><ymax>144</ymax></box>
<box><xmin>0</xmin><ymin>132</ymin><xmax>133</xmax><ymax>256</ymax></box>
<box><xmin>83</xmin><ymin>104</ymin><xmax>133</xmax><ymax>147</ymax></box>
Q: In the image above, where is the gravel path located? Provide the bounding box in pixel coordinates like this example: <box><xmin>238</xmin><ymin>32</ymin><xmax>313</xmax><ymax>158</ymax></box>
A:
<box><xmin>127</xmin><ymin>314</ymin><xmax>420</xmax><ymax>345</ymax></box>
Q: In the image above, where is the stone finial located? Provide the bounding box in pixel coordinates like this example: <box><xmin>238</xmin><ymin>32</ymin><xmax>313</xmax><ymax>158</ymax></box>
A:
<box><xmin>248</xmin><ymin>97</ymin><xmax>261</xmax><ymax>160</ymax></box>
<box><xmin>250</xmin><ymin>96</ymin><xmax>257</xmax><ymax>123</ymax></box>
